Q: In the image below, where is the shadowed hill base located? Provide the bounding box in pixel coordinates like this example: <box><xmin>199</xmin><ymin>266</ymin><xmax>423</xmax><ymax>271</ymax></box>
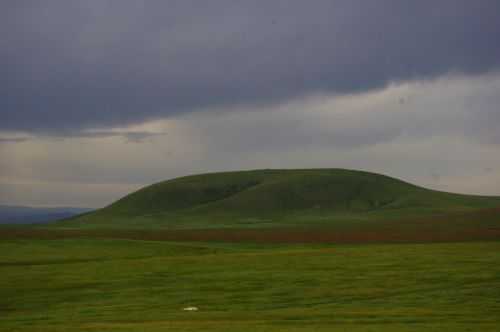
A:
<box><xmin>55</xmin><ymin>169</ymin><xmax>500</xmax><ymax>231</ymax></box>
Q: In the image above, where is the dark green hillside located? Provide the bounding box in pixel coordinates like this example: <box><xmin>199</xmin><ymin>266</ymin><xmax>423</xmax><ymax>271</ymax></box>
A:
<box><xmin>57</xmin><ymin>169</ymin><xmax>500</xmax><ymax>229</ymax></box>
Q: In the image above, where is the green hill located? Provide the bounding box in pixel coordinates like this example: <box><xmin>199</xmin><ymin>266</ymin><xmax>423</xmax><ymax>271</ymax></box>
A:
<box><xmin>56</xmin><ymin>169</ymin><xmax>500</xmax><ymax>230</ymax></box>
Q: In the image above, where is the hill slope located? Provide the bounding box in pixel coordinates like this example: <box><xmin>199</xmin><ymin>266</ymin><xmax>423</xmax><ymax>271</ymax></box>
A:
<box><xmin>56</xmin><ymin>169</ymin><xmax>500</xmax><ymax>229</ymax></box>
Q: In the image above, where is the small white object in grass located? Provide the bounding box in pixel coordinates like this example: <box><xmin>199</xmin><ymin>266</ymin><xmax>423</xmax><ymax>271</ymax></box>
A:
<box><xmin>183</xmin><ymin>306</ymin><xmax>199</xmax><ymax>311</ymax></box>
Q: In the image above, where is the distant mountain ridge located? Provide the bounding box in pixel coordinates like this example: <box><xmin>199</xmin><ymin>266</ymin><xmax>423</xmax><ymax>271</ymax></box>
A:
<box><xmin>0</xmin><ymin>205</ymin><xmax>92</xmax><ymax>224</ymax></box>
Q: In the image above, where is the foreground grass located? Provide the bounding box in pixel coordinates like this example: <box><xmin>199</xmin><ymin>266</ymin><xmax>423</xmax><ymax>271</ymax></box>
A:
<box><xmin>1</xmin><ymin>239</ymin><xmax>500</xmax><ymax>331</ymax></box>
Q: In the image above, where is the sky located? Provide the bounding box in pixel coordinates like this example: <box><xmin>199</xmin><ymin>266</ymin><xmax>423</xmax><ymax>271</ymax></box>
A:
<box><xmin>1</xmin><ymin>0</ymin><xmax>500</xmax><ymax>208</ymax></box>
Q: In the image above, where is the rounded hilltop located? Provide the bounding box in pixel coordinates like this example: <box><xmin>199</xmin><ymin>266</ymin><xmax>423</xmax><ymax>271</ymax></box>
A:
<box><xmin>58</xmin><ymin>169</ymin><xmax>500</xmax><ymax>229</ymax></box>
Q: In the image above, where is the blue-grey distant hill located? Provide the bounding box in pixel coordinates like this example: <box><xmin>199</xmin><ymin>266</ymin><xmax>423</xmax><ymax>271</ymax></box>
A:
<box><xmin>0</xmin><ymin>205</ymin><xmax>92</xmax><ymax>225</ymax></box>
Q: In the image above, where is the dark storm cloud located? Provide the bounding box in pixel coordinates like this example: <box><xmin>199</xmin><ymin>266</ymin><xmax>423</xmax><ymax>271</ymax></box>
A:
<box><xmin>2</xmin><ymin>0</ymin><xmax>500</xmax><ymax>133</ymax></box>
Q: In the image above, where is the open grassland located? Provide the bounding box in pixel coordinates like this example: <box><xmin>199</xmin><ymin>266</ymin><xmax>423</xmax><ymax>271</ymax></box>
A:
<box><xmin>1</xmin><ymin>239</ymin><xmax>500</xmax><ymax>332</ymax></box>
<box><xmin>2</xmin><ymin>169</ymin><xmax>499</xmax><ymax>331</ymax></box>
<box><xmin>3</xmin><ymin>206</ymin><xmax>500</xmax><ymax>244</ymax></box>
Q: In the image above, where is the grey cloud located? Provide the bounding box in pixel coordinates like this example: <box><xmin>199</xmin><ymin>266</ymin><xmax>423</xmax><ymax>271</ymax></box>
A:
<box><xmin>183</xmin><ymin>74</ymin><xmax>500</xmax><ymax>161</ymax></box>
<box><xmin>0</xmin><ymin>137</ymin><xmax>30</xmax><ymax>144</ymax></box>
<box><xmin>2</xmin><ymin>74</ymin><xmax>500</xmax><ymax>207</ymax></box>
<box><xmin>0</xmin><ymin>130</ymin><xmax>167</xmax><ymax>144</ymax></box>
<box><xmin>66</xmin><ymin>130</ymin><xmax>168</xmax><ymax>143</ymax></box>
<box><xmin>121</xmin><ymin>132</ymin><xmax>167</xmax><ymax>143</ymax></box>
<box><xmin>189</xmin><ymin>110</ymin><xmax>403</xmax><ymax>153</ymax></box>
<box><xmin>2</xmin><ymin>0</ymin><xmax>500</xmax><ymax>133</ymax></box>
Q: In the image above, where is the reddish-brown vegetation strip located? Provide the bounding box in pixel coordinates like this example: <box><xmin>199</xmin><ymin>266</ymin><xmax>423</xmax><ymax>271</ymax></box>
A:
<box><xmin>2</xmin><ymin>208</ymin><xmax>499</xmax><ymax>244</ymax></box>
<box><xmin>1</xmin><ymin>227</ymin><xmax>500</xmax><ymax>244</ymax></box>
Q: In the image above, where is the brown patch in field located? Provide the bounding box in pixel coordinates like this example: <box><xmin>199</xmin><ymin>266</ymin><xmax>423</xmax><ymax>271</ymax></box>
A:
<box><xmin>1</xmin><ymin>227</ymin><xmax>499</xmax><ymax>244</ymax></box>
<box><xmin>1</xmin><ymin>208</ymin><xmax>499</xmax><ymax>243</ymax></box>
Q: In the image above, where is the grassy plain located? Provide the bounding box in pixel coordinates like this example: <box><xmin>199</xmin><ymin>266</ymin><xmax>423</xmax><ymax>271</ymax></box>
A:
<box><xmin>2</xmin><ymin>169</ymin><xmax>500</xmax><ymax>331</ymax></box>
<box><xmin>1</xmin><ymin>238</ymin><xmax>500</xmax><ymax>332</ymax></box>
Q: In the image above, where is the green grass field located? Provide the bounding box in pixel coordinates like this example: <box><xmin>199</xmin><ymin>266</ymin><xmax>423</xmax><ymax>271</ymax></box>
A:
<box><xmin>1</xmin><ymin>239</ymin><xmax>500</xmax><ymax>331</ymax></box>
<box><xmin>2</xmin><ymin>169</ymin><xmax>500</xmax><ymax>331</ymax></box>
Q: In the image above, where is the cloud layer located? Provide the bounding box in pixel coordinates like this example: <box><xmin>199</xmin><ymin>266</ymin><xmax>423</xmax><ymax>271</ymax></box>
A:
<box><xmin>2</xmin><ymin>2</ymin><xmax>500</xmax><ymax>207</ymax></box>
<box><xmin>2</xmin><ymin>1</ymin><xmax>500</xmax><ymax>132</ymax></box>
<box><xmin>2</xmin><ymin>74</ymin><xmax>500</xmax><ymax>206</ymax></box>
